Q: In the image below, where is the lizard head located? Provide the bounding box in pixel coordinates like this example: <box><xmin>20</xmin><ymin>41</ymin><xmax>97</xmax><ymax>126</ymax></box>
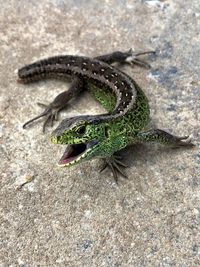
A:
<box><xmin>51</xmin><ymin>115</ymin><xmax>122</xmax><ymax>167</ymax></box>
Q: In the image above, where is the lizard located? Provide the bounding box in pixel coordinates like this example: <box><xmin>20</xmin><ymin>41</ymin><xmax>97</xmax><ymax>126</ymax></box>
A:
<box><xmin>18</xmin><ymin>50</ymin><xmax>194</xmax><ymax>181</ymax></box>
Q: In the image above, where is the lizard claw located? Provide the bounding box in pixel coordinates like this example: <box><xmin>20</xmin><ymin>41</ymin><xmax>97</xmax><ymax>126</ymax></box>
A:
<box><xmin>125</xmin><ymin>49</ymin><xmax>156</xmax><ymax>69</ymax></box>
<box><xmin>23</xmin><ymin>103</ymin><xmax>60</xmax><ymax>133</ymax></box>
<box><xmin>100</xmin><ymin>154</ymin><xmax>129</xmax><ymax>183</ymax></box>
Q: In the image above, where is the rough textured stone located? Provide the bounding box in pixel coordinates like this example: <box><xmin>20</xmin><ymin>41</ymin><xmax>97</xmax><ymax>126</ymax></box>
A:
<box><xmin>0</xmin><ymin>0</ymin><xmax>199</xmax><ymax>266</ymax></box>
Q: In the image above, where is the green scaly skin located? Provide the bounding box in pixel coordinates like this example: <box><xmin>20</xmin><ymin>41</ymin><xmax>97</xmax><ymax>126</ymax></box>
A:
<box><xmin>50</xmin><ymin>78</ymin><xmax>193</xmax><ymax>177</ymax></box>
<box><xmin>50</xmin><ymin>78</ymin><xmax>150</xmax><ymax>166</ymax></box>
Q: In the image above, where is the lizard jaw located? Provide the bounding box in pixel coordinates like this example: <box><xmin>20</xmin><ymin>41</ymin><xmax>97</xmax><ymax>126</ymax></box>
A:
<box><xmin>58</xmin><ymin>141</ymin><xmax>97</xmax><ymax>167</ymax></box>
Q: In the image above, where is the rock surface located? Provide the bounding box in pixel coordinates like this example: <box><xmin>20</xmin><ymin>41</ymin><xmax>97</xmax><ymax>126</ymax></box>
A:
<box><xmin>0</xmin><ymin>0</ymin><xmax>199</xmax><ymax>266</ymax></box>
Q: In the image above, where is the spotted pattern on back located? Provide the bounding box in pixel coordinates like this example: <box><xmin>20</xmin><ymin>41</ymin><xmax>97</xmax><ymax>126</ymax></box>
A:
<box><xmin>18</xmin><ymin>55</ymin><xmax>137</xmax><ymax>123</ymax></box>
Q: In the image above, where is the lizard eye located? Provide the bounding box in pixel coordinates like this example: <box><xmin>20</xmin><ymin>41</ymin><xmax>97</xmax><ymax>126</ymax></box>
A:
<box><xmin>77</xmin><ymin>125</ymin><xmax>86</xmax><ymax>135</ymax></box>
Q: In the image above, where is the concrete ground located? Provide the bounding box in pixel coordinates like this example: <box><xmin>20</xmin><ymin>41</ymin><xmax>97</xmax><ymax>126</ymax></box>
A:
<box><xmin>0</xmin><ymin>0</ymin><xmax>199</xmax><ymax>266</ymax></box>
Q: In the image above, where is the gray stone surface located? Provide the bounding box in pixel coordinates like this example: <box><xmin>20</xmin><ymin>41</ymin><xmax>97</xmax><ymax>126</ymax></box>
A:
<box><xmin>0</xmin><ymin>0</ymin><xmax>199</xmax><ymax>266</ymax></box>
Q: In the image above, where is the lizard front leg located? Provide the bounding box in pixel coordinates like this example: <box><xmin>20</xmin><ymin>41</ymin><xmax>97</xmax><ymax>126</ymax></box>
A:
<box><xmin>100</xmin><ymin>154</ymin><xmax>129</xmax><ymax>182</ymax></box>
<box><xmin>136</xmin><ymin>129</ymin><xmax>194</xmax><ymax>147</ymax></box>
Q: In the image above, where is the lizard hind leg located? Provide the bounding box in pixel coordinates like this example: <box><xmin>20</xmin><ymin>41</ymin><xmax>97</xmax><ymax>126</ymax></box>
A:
<box><xmin>23</xmin><ymin>78</ymin><xmax>85</xmax><ymax>132</ymax></box>
<box><xmin>124</xmin><ymin>49</ymin><xmax>156</xmax><ymax>69</ymax></box>
<box><xmin>23</xmin><ymin>103</ymin><xmax>54</xmax><ymax>132</ymax></box>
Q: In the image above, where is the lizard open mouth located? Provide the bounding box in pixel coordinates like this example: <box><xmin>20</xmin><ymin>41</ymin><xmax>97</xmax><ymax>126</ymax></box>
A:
<box><xmin>58</xmin><ymin>143</ymin><xmax>87</xmax><ymax>166</ymax></box>
<box><xmin>57</xmin><ymin>141</ymin><xmax>98</xmax><ymax>166</ymax></box>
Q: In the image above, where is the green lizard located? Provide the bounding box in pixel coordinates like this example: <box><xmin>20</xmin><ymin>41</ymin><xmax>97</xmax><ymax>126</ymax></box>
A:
<box><xmin>18</xmin><ymin>50</ymin><xmax>194</xmax><ymax>180</ymax></box>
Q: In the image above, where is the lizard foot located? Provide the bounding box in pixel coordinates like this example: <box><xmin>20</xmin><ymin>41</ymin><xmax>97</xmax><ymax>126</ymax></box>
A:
<box><xmin>172</xmin><ymin>135</ymin><xmax>195</xmax><ymax>148</ymax></box>
<box><xmin>100</xmin><ymin>154</ymin><xmax>129</xmax><ymax>182</ymax></box>
<box><xmin>125</xmin><ymin>49</ymin><xmax>156</xmax><ymax>69</ymax></box>
<box><xmin>23</xmin><ymin>102</ymin><xmax>60</xmax><ymax>133</ymax></box>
